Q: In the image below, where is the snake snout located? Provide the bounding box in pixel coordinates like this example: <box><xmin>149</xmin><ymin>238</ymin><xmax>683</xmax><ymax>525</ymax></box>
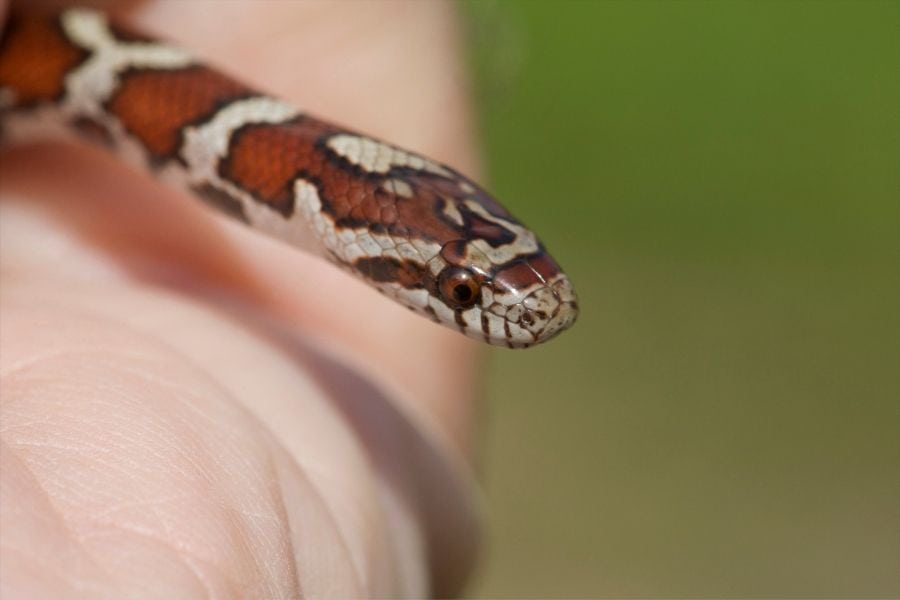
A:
<box><xmin>480</xmin><ymin>274</ymin><xmax>577</xmax><ymax>348</ymax></box>
<box><xmin>521</xmin><ymin>275</ymin><xmax>579</xmax><ymax>344</ymax></box>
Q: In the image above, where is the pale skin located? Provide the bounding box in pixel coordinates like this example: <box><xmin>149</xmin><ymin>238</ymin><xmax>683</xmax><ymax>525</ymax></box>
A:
<box><xmin>0</xmin><ymin>1</ymin><xmax>483</xmax><ymax>596</ymax></box>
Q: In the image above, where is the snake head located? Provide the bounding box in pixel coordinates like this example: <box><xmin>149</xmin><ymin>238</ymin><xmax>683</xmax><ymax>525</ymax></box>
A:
<box><xmin>293</xmin><ymin>132</ymin><xmax>579</xmax><ymax>347</ymax></box>
<box><xmin>420</xmin><ymin>238</ymin><xmax>579</xmax><ymax>348</ymax></box>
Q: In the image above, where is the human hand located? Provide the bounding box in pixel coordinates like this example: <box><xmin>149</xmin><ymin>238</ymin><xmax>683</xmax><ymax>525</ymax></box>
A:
<box><xmin>0</xmin><ymin>1</ymin><xmax>482</xmax><ymax>596</ymax></box>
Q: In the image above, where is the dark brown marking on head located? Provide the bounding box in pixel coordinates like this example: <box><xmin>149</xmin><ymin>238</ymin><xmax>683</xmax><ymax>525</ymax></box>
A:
<box><xmin>191</xmin><ymin>183</ymin><xmax>248</xmax><ymax>224</ymax></box>
<box><xmin>414</xmin><ymin>171</ymin><xmax>514</xmax><ymax>222</ymax></box>
<box><xmin>106</xmin><ymin>66</ymin><xmax>253</xmax><ymax>164</ymax></box>
<box><xmin>492</xmin><ymin>261</ymin><xmax>543</xmax><ymax>294</ymax></box>
<box><xmin>70</xmin><ymin>115</ymin><xmax>114</xmax><ymax>148</ymax></box>
<box><xmin>423</xmin><ymin>304</ymin><xmax>439</xmax><ymax>323</ymax></box>
<box><xmin>457</xmin><ymin>202</ymin><xmax>516</xmax><ymax>248</ymax></box>
<box><xmin>439</xmin><ymin>240</ymin><xmax>469</xmax><ymax>267</ymax></box>
<box><xmin>454</xmin><ymin>309</ymin><xmax>467</xmax><ymax>331</ymax></box>
<box><xmin>517</xmin><ymin>251</ymin><xmax>561</xmax><ymax>283</ymax></box>
<box><xmin>480</xmin><ymin>312</ymin><xmax>491</xmax><ymax>341</ymax></box>
<box><xmin>353</xmin><ymin>256</ymin><xmax>426</xmax><ymax>289</ymax></box>
<box><xmin>0</xmin><ymin>12</ymin><xmax>89</xmax><ymax>107</ymax></box>
<box><xmin>491</xmin><ymin>252</ymin><xmax>562</xmax><ymax>295</ymax></box>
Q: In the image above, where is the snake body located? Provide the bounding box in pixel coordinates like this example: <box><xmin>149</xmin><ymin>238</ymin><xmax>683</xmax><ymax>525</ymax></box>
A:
<box><xmin>0</xmin><ymin>7</ymin><xmax>577</xmax><ymax>348</ymax></box>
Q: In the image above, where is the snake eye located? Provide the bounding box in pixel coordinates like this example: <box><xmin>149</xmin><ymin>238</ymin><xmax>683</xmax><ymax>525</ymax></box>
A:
<box><xmin>438</xmin><ymin>267</ymin><xmax>481</xmax><ymax>309</ymax></box>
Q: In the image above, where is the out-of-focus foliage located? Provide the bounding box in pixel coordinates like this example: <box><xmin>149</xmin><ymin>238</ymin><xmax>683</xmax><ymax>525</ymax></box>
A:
<box><xmin>462</xmin><ymin>1</ymin><xmax>899</xmax><ymax>597</ymax></box>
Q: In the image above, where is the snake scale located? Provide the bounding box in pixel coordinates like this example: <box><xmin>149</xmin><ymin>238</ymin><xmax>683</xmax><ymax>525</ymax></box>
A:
<box><xmin>0</xmin><ymin>6</ymin><xmax>578</xmax><ymax>348</ymax></box>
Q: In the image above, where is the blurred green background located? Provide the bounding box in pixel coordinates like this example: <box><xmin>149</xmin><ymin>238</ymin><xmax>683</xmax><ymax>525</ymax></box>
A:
<box><xmin>461</xmin><ymin>1</ymin><xmax>899</xmax><ymax>597</ymax></box>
